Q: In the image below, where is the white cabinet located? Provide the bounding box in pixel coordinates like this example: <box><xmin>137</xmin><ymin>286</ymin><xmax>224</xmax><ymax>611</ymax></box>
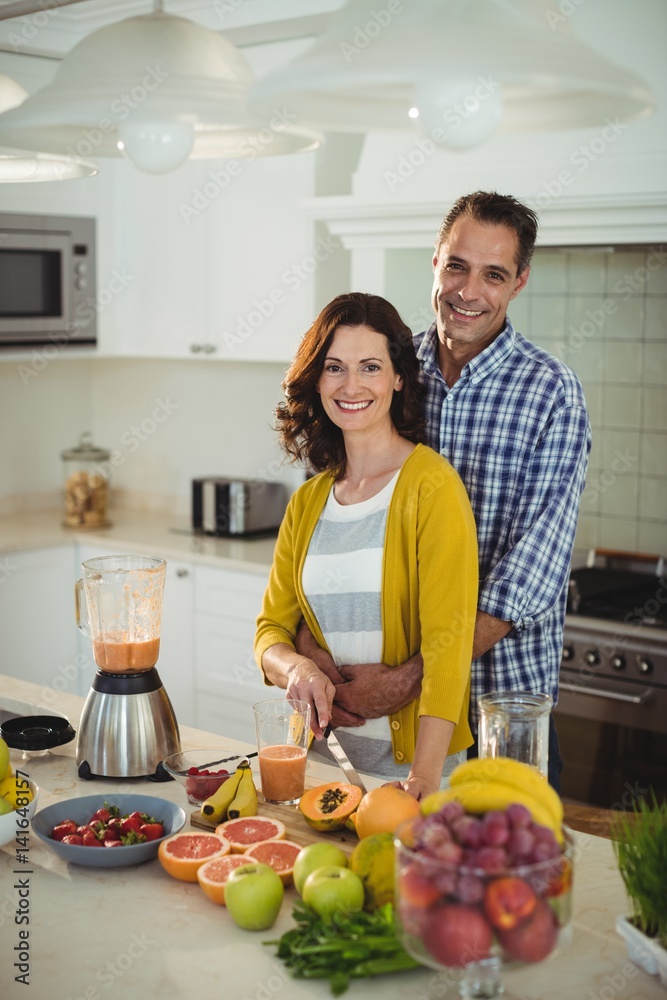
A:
<box><xmin>193</xmin><ymin>564</ymin><xmax>269</xmax><ymax>742</ymax></box>
<box><xmin>0</xmin><ymin>546</ymin><xmax>78</xmax><ymax>699</ymax></box>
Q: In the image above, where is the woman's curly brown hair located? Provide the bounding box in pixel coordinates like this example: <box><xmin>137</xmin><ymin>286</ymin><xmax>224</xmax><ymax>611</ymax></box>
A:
<box><xmin>276</xmin><ymin>292</ymin><xmax>425</xmax><ymax>477</ymax></box>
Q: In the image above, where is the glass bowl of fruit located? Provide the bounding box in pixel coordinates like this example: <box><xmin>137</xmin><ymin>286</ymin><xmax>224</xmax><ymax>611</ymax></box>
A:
<box><xmin>161</xmin><ymin>748</ymin><xmax>250</xmax><ymax>806</ymax></box>
<box><xmin>395</xmin><ymin>799</ymin><xmax>574</xmax><ymax>999</ymax></box>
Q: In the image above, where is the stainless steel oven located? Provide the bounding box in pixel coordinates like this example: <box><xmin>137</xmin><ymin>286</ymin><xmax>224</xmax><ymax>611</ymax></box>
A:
<box><xmin>554</xmin><ymin>550</ymin><xmax>667</xmax><ymax>809</ymax></box>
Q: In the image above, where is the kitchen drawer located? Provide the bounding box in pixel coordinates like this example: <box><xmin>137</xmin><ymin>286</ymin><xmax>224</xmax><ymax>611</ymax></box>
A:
<box><xmin>194</xmin><ymin>612</ymin><xmax>265</xmax><ymax>697</ymax></box>
<box><xmin>194</xmin><ymin>564</ymin><xmax>268</xmax><ymax>619</ymax></box>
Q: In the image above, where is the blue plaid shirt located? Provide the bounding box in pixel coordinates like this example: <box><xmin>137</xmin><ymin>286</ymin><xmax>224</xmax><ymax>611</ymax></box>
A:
<box><xmin>414</xmin><ymin>319</ymin><xmax>591</xmax><ymax>730</ymax></box>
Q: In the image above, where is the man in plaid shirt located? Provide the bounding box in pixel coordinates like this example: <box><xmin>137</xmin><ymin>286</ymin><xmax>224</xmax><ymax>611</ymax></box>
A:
<box><xmin>299</xmin><ymin>191</ymin><xmax>591</xmax><ymax>791</ymax></box>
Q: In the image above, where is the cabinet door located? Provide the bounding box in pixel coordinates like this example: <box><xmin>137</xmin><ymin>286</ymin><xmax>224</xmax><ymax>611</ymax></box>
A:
<box><xmin>158</xmin><ymin>560</ymin><xmax>195</xmax><ymax>727</ymax></box>
<box><xmin>0</xmin><ymin>546</ymin><xmax>78</xmax><ymax>697</ymax></box>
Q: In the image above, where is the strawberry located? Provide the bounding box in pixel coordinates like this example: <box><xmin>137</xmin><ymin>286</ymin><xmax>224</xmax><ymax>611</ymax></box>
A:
<box><xmin>140</xmin><ymin>822</ymin><xmax>164</xmax><ymax>842</ymax></box>
<box><xmin>82</xmin><ymin>828</ymin><xmax>103</xmax><ymax>847</ymax></box>
<box><xmin>103</xmin><ymin>838</ymin><xmax>123</xmax><ymax>848</ymax></box>
<box><xmin>90</xmin><ymin>808</ymin><xmax>111</xmax><ymax>824</ymax></box>
<box><xmin>52</xmin><ymin>820</ymin><xmax>78</xmax><ymax>842</ymax></box>
<box><xmin>61</xmin><ymin>834</ymin><xmax>83</xmax><ymax>845</ymax></box>
<box><xmin>120</xmin><ymin>812</ymin><xmax>144</xmax><ymax>835</ymax></box>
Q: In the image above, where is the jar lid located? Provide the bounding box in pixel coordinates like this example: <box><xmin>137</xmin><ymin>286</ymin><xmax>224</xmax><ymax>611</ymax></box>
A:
<box><xmin>0</xmin><ymin>714</ymin><xmax>76</xmax><ymax>750</ymax></box>
<box><xmin>61</xmin><ymin>432</ymin><xmax>110</xmax><ymax>462</ymax></box>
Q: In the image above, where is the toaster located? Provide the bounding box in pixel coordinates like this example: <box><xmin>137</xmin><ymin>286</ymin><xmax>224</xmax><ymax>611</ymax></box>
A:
<box><xmin>192</xmin><ymin>478</ymin><xmax>287</xmax><ymax>537</ymax></box>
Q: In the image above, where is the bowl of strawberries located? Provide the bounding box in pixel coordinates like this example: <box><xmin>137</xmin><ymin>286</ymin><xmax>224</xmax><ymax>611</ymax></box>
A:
<box><xmin>160</xmin><ymin>747</ymin><xmax>250</xmax><ymax>805</ymax></box>
<box><xmin>31</xmin><ymin>793</ymin><xmax>186</xmax><ymax>867</ymax></box>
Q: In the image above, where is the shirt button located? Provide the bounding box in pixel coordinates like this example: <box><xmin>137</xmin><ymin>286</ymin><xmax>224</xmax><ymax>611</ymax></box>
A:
<box><xmin>395</xmin><ymin>751</ymin><xmax>405</xmax><ymax>761</ymax></box>
<box><xmin>391</xmin><ymin>720</ymin><xmax>401</xmax><ymax>731</ymax></box>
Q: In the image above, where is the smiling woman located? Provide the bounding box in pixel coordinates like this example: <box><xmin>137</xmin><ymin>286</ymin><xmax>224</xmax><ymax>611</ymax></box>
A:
<box><xmin>254</xmin><ymin>291</ymin><xmax>478</xmax><ymax>801</ymax></box>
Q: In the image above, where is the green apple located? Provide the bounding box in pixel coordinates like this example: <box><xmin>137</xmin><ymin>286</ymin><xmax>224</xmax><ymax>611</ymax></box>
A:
<box><xmin>302</xmin><ymin>865</ymin><xmax>365</xmax><ymax>920</ymax></box>
<box><xmin>224</xmin><ymin>862</ymin><xmax>284</xmax><ymax>931</ymax></box>
<box><xmin>293</xmin><ymin>843</ymin><xmax>349</xmax><ymax>896</ymax></box>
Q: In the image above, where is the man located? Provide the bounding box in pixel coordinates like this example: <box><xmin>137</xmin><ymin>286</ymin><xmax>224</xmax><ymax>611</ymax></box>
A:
<box><xmin>299</xmin><ymin>191</ymin><xmax>591</xmax><ymax>791</ymax></box>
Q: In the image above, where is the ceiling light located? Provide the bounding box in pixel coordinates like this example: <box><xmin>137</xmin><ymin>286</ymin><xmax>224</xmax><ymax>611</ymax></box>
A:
<box><xmin>0</xmin><ymin>4</ymin><xmax>322</xmax><ymax>175</ymax></box>
<box><xmin>250</xmin><ymin>0</ymin><xmax>655</xmax><ymax>150</ymax></box>
<box><xmin>0</xmin><ymin>73</ymin><xmax>96</xmax><ymax>182</ymax></box>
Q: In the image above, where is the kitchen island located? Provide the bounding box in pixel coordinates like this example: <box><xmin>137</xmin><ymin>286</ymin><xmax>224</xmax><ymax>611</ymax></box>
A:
<box><xmin>0</xmin><ymin>675</ymin><xmax>663</xmax><ymax>1000</ymax></box>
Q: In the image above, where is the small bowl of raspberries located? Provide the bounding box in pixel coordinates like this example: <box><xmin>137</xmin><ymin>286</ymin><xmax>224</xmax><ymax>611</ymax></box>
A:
<box><xmin>161</xmin><ymin>748</ymin><xmax>249</xmax><ymax>805</ymax></box>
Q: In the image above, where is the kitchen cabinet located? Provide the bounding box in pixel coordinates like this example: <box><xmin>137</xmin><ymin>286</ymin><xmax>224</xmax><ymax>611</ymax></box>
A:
<box><xmin>0</xmin><ymin>545</ymin><xmax>78</xmax><ymax>698</ymax></box>
<box><xmin>193</xmin><ymin>563</ymin><xmax>269</xmax><ymax>742</ymax></box>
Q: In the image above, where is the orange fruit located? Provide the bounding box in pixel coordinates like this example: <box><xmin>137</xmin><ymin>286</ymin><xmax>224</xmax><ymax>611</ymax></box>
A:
<box><xmin>196</xmin><ymin>854</ymin><xmax>252</xmax><ymax>904</ymax></box>
<box><xmin>243</xmin><ymin>838</ymin><xmax>302</xmax><ymax>886</ymax></box>
<box><xmin>215</xmin><ymin>816</ymin><xmax>285</xmax><ymax>853</ymax></box>
<box><xmin>354</xmin><ymin>786</ymin><xmax>420</xmax><ymax>840</ymax></box>
<box><xmin>158</xmin><ymin>831</ymin><xmax>230</xmax><ymax>882</ymax></box>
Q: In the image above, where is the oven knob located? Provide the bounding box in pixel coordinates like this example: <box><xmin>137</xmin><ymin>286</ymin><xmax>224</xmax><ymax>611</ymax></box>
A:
<box><xmin>611</xmin><ymin>654</ymin><xmax>626</xmax><ymax>671</ymax></box>
<box><xmin>637</xmin><ymin>656</ymin><xmax>653</xmax><ymax>675</ymax></box>
<box><xmin>561</xmin><ymin>645</ymin><xmax>574</xmax><ymax>662</ymax></box>
<box><xmin>584</xmin><ymin>649</ymin><xmax>600</xmax><ymax>666</ymax></box>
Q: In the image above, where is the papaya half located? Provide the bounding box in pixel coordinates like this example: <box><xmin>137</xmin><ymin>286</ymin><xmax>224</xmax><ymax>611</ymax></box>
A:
<box><xmin>299</xmin><ymin>781</ymin><xmax>363</xmax><ymax>832</ymax></box>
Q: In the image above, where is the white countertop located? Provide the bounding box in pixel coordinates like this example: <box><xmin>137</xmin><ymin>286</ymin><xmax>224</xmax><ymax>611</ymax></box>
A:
<box><xmin>0</xmin><ymin>676</ymin><xmax>664</xmax><ymax>1000</ymax></box>
<box><xmin>0</xmin><ymin>508</ymin><xmax>276</xmax><ymax>574</ymax></box>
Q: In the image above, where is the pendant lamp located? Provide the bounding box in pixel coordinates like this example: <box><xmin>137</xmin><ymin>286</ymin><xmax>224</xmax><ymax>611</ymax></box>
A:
<box><xmin>249</xmin><ymin>0</ymin><xmax>655</xmax><ymax>150</ymax></box>
<box><xmin>0</xmin><ymin>73</ymin><xmax>96</xmax><ymax>182</ymax></box>
<box><xmin>0</xmin><ymin>4</ymin><xmax>322</xmax><ymax>175</ymax></box>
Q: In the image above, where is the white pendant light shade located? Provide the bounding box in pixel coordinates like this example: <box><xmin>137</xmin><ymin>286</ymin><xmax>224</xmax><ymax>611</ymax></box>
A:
<box><xmin>0</xmin><ymin>11</ymin><xmax>322</xmax><ymax>173</ymax></box>
<box><xmin>250</xmin><ymin>0</ymin><xmax>655</xmax><ymax>148</ymax></box>
<box><xmin>0</xmin><ymin>74</ymin><xmax>97</xmax><ymax>182</ymax></box>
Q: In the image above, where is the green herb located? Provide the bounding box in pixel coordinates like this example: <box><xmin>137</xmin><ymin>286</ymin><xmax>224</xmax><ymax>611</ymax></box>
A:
<box><xmin>611</xmin><ymin>790</ymin><xmax>667</xmax><ymax>947</ymax></box>
<box><xmin>265</xmin><ymin>903</ymin><xmax>420</xmax><ymax>996</ymax></box>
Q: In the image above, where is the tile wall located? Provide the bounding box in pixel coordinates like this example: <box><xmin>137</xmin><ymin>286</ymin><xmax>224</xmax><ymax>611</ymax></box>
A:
<box><xmin>386</xmin><ymin>244</ymin><xmax>667</xmax><ymax>555</ymax></box>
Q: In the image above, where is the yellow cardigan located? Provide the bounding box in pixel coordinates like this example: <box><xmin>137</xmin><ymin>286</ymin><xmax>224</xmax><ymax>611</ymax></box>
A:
<box><xmin>254</xmin><ymin>443</ymin><xmax>478</xmax><ymax>762</ymax></box>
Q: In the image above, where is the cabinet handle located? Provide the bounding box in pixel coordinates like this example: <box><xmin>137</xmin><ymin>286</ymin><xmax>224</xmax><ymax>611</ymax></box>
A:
<box><xmin>202</xmin><ymin>343</ymin><xmax>217</xmax><ymax>355</ymax></box>
<box><xmin>190</xmin><ymin>343</ymin><xmax>202</xmax><ymax>353</ymax></box>
<box><xmin>176</xmin><ymin>568</ymin><xmax>189</xmax><ymax>578</ymax></box>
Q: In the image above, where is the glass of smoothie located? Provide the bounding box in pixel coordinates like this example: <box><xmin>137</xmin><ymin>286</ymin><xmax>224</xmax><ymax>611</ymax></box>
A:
<box><xmin>75</xmin><ymin>555</ymin><xmax>166</xmax><ymax>672</ymax></box>
<box><xmin>253</xmin><ymin>699</ymin><xmax>310</xmax><ymax>805</ymax></box>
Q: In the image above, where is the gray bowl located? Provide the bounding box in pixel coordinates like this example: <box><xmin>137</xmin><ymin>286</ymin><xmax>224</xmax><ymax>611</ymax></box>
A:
<box><xmin>31</xmin><ymin>793</ymin><xmax>186</xmax><ymax>868</ymax></box>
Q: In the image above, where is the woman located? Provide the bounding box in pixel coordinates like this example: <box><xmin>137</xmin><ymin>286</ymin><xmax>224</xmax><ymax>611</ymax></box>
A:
<box><xmin>254</xmin><ymin>293</ymin><xmax>478</xmax><ymax>799</ymax></box>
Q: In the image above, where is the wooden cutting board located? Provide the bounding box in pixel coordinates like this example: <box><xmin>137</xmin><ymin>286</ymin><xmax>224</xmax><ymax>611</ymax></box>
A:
<box><xmin>189</xmin><ymin>792</ymin><xmax>359</xmax><ymax>855</ymax></box>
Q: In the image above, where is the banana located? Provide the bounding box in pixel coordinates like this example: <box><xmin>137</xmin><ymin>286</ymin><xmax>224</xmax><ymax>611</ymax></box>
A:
<box><xmin>449</xmin><ymin>757</ymin><xmax>564</xmax><ymax>831</ymax></box>
<box><xmin>227</xmin><ymin>763</ymin><xmax>258</xmax><ymax>819</ymax></box>
<box><xmin>201</xmin><ymin>765</ymin><xmax>244</xmax><ymax>824</ymax></box>
<box><xmin>422</xmin><ymin>780</ymin><xmax>563</xmax><ymax>842</ymax></box>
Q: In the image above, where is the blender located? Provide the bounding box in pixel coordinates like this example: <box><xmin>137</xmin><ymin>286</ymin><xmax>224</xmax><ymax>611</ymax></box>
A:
<box><xmin>75</xmin><ymin>554</ymin><xmax>181</xmax><ymax>779</ymax></box>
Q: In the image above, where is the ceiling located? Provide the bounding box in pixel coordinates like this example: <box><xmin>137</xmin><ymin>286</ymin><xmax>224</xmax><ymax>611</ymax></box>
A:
<box><xmin>0</xmin><ymin>0</ymin><xmax>345</xmax><ymax>58</ymax></box>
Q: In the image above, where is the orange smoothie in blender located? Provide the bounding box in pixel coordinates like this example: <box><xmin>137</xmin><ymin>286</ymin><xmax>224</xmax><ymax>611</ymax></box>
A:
<box><xmin>93</xmin><ymin>636</ymin><xmax>160</xmax><ymax>672</ymax></box>
<box><xmin>258</xmin><ymin>744</ymin><xmax>307</xmax><ymax>802</ymax></box>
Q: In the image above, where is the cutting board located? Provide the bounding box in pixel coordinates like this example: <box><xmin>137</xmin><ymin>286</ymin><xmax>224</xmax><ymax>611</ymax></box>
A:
<box><xmin>189</xmin><ymin>791</ymin><xmax>359</xmax><ymax>856</ymax></box>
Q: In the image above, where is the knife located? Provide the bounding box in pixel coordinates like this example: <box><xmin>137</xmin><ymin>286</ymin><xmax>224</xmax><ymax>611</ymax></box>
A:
<box><xmin>322</xmin><ymin>724</ymin><xmax>367</xmax><ymax>793</ymax></box>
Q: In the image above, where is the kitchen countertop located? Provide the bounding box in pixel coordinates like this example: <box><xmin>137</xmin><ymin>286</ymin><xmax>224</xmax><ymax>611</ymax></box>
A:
<box><xmin>0</xmin><ymin>507</ymin><xmax>277</xmax><ymax>574</ymax></box>
<box><xmin>1</xmin><ymin>676</ymin><xmax>664</xmax><ymax>1000</ymax></box>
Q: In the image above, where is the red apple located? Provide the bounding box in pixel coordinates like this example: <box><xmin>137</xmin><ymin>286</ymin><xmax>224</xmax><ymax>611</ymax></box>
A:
<box><xmin>422</xmin><ymin>904</ymin><xmax>493</xmax><ymax>968</ymax></box>
<box><xmin>484</xmin><ymin>876</ymin><xmax>537</xmax><ymax>930</ymax></box>
<box><xmin>497</xmin><ymin>898</ymin><xmax>558</xmax><ymax>963</ymax></box>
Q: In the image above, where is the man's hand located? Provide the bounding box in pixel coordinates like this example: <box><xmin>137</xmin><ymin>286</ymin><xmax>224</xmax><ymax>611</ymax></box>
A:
<box><xmin>295</xmin><ymin>620</ymin><xmax>365</xmax><ymax>728</ymax></box>
<box><xmin>336</xmin><ymin>654</ymin><xmax>423</xmax><ymax>718</ymax></box>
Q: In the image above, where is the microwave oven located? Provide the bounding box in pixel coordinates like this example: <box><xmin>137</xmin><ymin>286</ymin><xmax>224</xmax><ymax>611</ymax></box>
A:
<box><xmin>0</xmin><ymin>211</ymin><xmax>96</xmax><ymax>348</ymax></box>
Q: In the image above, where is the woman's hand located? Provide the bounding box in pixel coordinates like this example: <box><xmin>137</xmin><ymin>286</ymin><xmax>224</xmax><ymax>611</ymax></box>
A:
<box><xmin>385</xmin><ymin>775</ymin><xmax>435</xmax><ymax>802</ymax></box>
<box><xmin>285</xmin><ymin>658</ymin><xmax>336</xmax><ymax>741</ymax></box>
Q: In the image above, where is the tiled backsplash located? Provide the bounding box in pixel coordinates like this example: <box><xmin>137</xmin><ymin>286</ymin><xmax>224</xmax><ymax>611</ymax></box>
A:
<box><xmin>513</xmin><ymin>246</ymin><xmax>667</xmax><ymax>556</ymax></box>
<box><xmin>387</xmin><ymin>244</ymin><xmax>667</xmax><ymax>556</ymax></box>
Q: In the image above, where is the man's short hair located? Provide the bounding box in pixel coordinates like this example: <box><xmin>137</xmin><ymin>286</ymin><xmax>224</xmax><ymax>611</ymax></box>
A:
<box><xmin>435</xmin><ymin>191</ymin><xmax>539</xmax><ymax>275</ymax></box>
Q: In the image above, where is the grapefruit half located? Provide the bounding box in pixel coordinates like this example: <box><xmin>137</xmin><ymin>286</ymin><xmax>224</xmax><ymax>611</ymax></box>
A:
<box><xmin>243</xmin><ymin>838</ymin><xmax>302</xmax><ymax>885</ymax></box>
<box><xmin>158</xmin><ymin>831</ymin><xmax>230</xmax><ymax>882</ymax></box>
<box><xmin>196</xmin><ymin>854</ymin><xmax>251</xmax><ymax>904</ymax></box>
<box><xmin>215</xmin><ymin>816</ymin><xmax>286</xmax><ymax>853</ymax></box>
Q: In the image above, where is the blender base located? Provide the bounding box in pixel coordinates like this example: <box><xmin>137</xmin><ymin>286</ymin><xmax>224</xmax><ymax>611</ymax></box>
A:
<box><xmin>76</xmin><ymin>668</ymin><xmax>181</xmax><ymax>779</ymax></box>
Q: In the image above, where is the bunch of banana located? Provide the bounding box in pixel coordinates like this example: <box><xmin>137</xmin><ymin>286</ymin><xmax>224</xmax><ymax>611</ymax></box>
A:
<box><xmin>200</xmin><ymin>761</ymin><xmax>258</xmax><ymax>824</ymax></box>
<box><xmin>421</xmin><ymin>757</ymin><xmax>564</xmax><ymax>842</ymax></box>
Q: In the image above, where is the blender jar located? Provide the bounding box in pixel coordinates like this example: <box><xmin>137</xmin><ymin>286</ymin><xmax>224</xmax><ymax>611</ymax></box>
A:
<box><xmin>478</xmin><ymin>691</ymin><xmax>553</xmax><ymax>778</ymax></box>
<box><xmin>75</xmin><ymin>555</ymin><xmax>166</xmax><ymax>673</ymax></box>
<box><xmin>61</xmin><ymin>432</ymin><xmax>111</xmax><ymax>529</ymax></box>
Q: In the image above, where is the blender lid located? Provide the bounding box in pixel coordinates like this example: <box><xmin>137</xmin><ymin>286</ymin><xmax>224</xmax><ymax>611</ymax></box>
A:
<box><xmin>0</xmin><ymin>714</ymin><xmax>76</xmax><ymax>750</ymax></box>
<box><xmin>61</xmin><ymin>431</ymin><xmax>110</xmax><ymax>462</ymax></box>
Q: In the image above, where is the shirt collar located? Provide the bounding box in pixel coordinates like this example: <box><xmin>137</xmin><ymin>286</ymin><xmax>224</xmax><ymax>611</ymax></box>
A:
<box><xmin>417</xmin><ymin>319</ymin><xmax>517</xmax><ymax>385</ymax></box>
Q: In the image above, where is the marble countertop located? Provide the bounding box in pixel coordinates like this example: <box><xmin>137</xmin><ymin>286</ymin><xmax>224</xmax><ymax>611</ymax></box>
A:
<box><xmin>0</xmin><ymin>508</ymin><xmax>276</xmax><ymax>574</ymax></box>
<box><xmin>0</xmin><ymin>675</ymin><xmax>664</xmax><ymax>1000</ymax></box>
